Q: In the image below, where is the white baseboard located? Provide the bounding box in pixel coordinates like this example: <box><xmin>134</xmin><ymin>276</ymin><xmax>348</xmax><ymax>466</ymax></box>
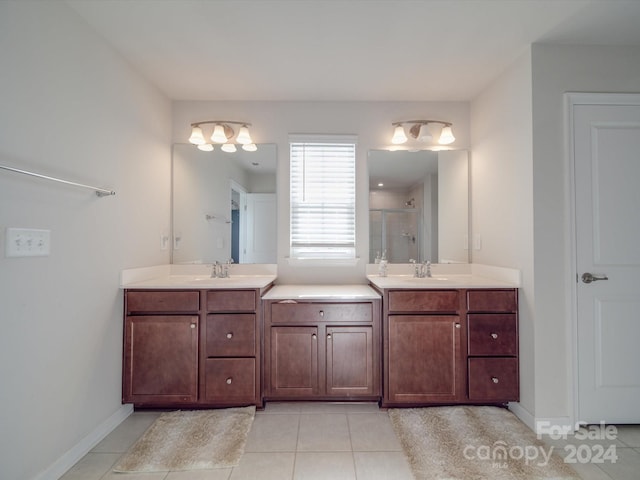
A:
<box><xmin>33</xmin><ymin>404</ymin><xmax>133</xmax><ymax>480</ymax></box>
<box><xmin>509</xmin><ymin>402</ymin><xmax>574</xmax><ymax>435</ymax></box>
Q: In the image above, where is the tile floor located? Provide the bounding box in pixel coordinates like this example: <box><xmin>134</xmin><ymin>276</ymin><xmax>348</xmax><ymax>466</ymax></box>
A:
<box><xmin>60</xmin><ymin>402</ymin><xmax>640</xmax><ymax>480</ymax></box>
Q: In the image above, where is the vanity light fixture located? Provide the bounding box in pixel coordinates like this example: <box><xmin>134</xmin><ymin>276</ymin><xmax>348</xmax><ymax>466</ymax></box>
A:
<box><xmin>188</xmin><ymin>120</ymin><xmax>257</xmax><ymax>152</ymax></box>
<box><xmin>390</xmin><ymin>120</ymin><xmax>456</xmax><ymax>145</ymax></box>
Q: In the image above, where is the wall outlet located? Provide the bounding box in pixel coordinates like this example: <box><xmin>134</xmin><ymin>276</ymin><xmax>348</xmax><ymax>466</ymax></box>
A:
<box><xmin>6</xmin><ymin>228</ymin><xmax>51</xmax><ymax>257</ymax></box>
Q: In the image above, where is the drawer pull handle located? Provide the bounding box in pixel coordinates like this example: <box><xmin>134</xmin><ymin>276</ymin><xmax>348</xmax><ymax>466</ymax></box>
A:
<box><xmin>491</xmin><ymin>377</ymin><xmax>499</xmax><ymax>384</ymax></box>
<box><xmin>319</xmin><ymin>310</ymin><xmax>324</xmax><ymax>317</ymax></box>
<box><xmin>226</xmin><ymin>332</ymin><xmax>233</xmax><ymax>339</ymax></box>
<box><xmin>490</xmin><ymin>333</ymin><xmax>498</xmax><ymax>339</ymax></box>
<box><xmin>226</xmin><ymin>377</ymin><xmax>233</xmax><ymax>385</ymax></box>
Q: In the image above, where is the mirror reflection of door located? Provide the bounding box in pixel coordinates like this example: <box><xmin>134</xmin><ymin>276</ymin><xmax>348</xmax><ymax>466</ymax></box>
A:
<box><xmin>230</xmin><ymin>181</ymin><xmax>247</xmax><ymax>264</ymax></box>
<box><xmin>231</xmin><ymin>182</ymin><xmax>277</xmax><ymax>264</ymax></box>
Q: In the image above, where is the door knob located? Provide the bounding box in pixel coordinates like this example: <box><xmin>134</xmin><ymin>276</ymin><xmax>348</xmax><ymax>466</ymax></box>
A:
<box><xmin>582</xmin><ymin>272</ymin><xmax>609</xmax><ymax>283</ymax></box>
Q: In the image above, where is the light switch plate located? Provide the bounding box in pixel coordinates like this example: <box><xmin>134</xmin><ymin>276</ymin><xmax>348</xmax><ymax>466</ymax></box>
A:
<box><xmin>5</xmin><ymin>228</ymin><xmax>51</xmax><ymax>257</ymax></box>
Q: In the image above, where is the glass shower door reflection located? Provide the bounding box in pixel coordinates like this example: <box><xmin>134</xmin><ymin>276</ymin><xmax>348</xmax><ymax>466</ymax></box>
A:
<box><xmin>369</xmin><ymin>209</ymin><xmax>421</xmax><ymax>263</ymax></box>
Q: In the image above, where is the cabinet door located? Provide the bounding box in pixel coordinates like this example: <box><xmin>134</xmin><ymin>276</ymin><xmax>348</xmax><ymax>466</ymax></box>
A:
<box><xmin>387</xmin><ymin>315</ymin><xmax>463</xmax><ymax>403</ymax></box>
<box><xmin>123</xmin><ymin>315</ymin><xmax>198</xmax><ymax>404</ymax></box>
<box><xmin>270</xmin><ymin>326</ymin><xmax>318</xmax><ymax>397</ymax></box>
<box><xmin>326</xmin><ymin>326</ymin><xmax>376</xmax><ymax>396</ymax></box>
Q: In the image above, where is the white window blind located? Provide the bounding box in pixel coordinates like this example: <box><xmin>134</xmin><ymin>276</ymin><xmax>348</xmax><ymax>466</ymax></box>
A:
<box><xmin>290</xmin><ymin>136</ymin><xmax>356</xmax><ymax>259</ymax></box>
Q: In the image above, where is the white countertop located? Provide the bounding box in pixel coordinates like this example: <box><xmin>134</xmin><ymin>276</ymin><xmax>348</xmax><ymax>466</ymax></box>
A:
<box><xmin>365</xmin><ymin>263</ymin><xmax>521</xmax><ymax>290</ymax></box>
<box><xmin>262</xmin><ymin>284</ymin><xmax>380</xmax><ymax>300</ymax></box>
<box><xmin>120</xmin><ymin>264</ymin><xmax>277</xmax><ymax>290</ymax></box>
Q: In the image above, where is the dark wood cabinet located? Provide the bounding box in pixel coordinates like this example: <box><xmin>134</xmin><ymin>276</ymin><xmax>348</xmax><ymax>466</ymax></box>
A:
<box><xmin>377</xmin><ymin>287</ymin><xmax>519</xmax><ymax>407</ymax></box>
<box><xmin>264</xmin><ymin>299</ymin><xmax>381</xmax><ymax>401</ymax></box>
<box><xmin>124</xmin><ymin>315</ymin><xmax>198</xmax><ymax>404</ymax></box>
<box><xmin>466</xmin><ymin>289</ymin><xmax>519</xmax><ymax>402</ymax></box>
<box><xmin>123</xmin><ymin>286</ymin><xmax>270</xmax><ymax>408</ymax></box>
<box><xmin>388</xmin><ymin>315</ymin><xmax>463</xmax><ymax>404</ymax></box>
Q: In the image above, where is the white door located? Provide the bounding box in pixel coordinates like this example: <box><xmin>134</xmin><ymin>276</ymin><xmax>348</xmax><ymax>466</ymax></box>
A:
<box><xmin>571</xmin><ymin>93</ymin><xmax>640</xmax><ymax>423</ymax></box>
<box><xmin>244</xmin><ymin>193</ymin><xmax>277</xmax><ymax>263</ymax></box>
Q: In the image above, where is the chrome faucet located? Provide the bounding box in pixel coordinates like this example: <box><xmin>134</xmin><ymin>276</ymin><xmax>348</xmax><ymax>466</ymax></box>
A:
<box><xmin>424</xmin><ymin>261</ymin><xmax>432</xmax><ymax>278</ymax></box>
<box><xmin>412</xmin><ymin>260</ymin><xmax>432</xmax><ymax>278</ymax></box>
<box><xmin>211</xmin><ymin>261</ymin><xmax>221</xmax><ymax>278</ymax></box>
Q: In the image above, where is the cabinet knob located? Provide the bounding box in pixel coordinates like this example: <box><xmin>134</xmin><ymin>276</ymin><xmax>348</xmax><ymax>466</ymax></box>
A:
<box><xmin>319</xmin><ymin>310</ymin><xmax>324</xmax><ymax>317</ymax></box>
<box><xmin>226</xmin><ymin>332</ymin><xmax>233</xmax><ymax>339</ymax></box>
<box><xmin>327</xmin><ymin>333</ymin><xmax>332</xmax><ymax>339</ymax></box>
<box><xmin>490</xmin><ymin>333</ymin><xmax>498</xmax><ymax>339</ymax></box>
<box><xmin>455</xmin><ymin>323</ymin><xmax>461</xmax><ymax>329</ymax></box>
<box><xmin>312</xmin><ymin>333</ymin><xmax>317</xmax><ymax>339</ymax></box>
<box><xmin>190</xmin><ymin>323</ymin><xmax>196</xmax><ymax>329</ymax></box>
<box><xmin>226</xmin><ymin>377</ymin><xmax>233</xmax><ymax>385</ymax></box>
<box><xmin>491</xmin><ymin>376</ymin><xmax>499</xmax><ymax>384</ymax></box>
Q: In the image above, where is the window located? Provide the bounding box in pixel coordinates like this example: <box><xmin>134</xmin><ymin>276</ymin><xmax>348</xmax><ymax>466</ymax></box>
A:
<box><xmin>290</xmin><ymin>135</ymin><xmax>357</xmax><ymax>260</ymax></box>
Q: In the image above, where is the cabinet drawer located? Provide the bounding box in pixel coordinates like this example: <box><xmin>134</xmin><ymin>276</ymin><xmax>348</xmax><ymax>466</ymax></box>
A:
<box><xmin>388</xmin><ymin>290</ymin><xmax>459</xmax><ymax>313</ymax></box>
<box><xmin>126</xmin><ymin>291</ymin><xmax>199</xmax><ymax>313</ymax></box>
<box><xmin>467</xmin><ymin>290</ymin><xmax>517</xmax><ymax>313</ymax></box>
<box><xmin>205</xmin><ymin>314</ymin><xmax>255</xmax><ymax>357</ymax></box>
<box><xmin>271</xmin><ymin>302</ymin><xmax>372</xmax><ymax>323</ymax></box>
<box><xmin>207</xmin><ymin>290</ymin><xmax>256</xmax><ymax>312</ymax></box>
<box><xmin>204</xmin><ymin>358</ymin><xmax>255</xmax><ymax>401</ymax></box>
<box><xmin>468</xmin><ymin>358</ymin><xmax>519</xmax><ymax>401</ymax></box>
<box><xmin>468</xmin><ymin>314</ymin><xmax>517</xmax><ymax>356</ymax></box>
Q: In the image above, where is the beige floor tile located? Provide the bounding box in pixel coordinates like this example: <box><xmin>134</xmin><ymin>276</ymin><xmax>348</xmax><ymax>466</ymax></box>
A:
<box><xmin>229</xmin><ymin>452</ymin><xmax>295</xmax><ymax>480</ymax></box>
<box><xmin>569</xmin><ymin>462</ymin><xmax>614</xmax><ymax>480</ymax></box>
<box><xmin>101</xmin><ymin>471</ymin><xmax>169</xmax><ymax>479</ymax></box>
<box><xmin>596</xmin><ymin>447</ymin><xmax>640</xmax><ymax>480</ymax></box>
<box><xmin>244</xmin><ymin>413</ymin><xmax>299</xmax><ymax>452</ymax></box>
<box><xmin>261</xmin><ymin>402</ymin><xmax>303</xmax><ymax>414</ymax></box>
<box><xmin>297</xmin><ymin>413</ymin><xmax>351</xmax><ymax>451</ymax></box>
<box><xmin>164</xmin><ymin>469</ymin><xmax>232</xmax><ymax>479</ymax></box>
<box><xmin>293</xmin><ymin>452</ymin><xmax>356</xmax><ymax>480</ymax></box>
<box><xmin>59</xmin><ymin>452</ymin><xmax>121</xmax><ymax>480</ymax></box>
<box><xmin>353</xmin><ymin>451</ymin><xmax>414</xmax><ymax>480</ymax></box>
<box><xmin>92</xmin><ymin>411</ymin><xmax>160</xmax><ymax>453</ymax></box>
<box><xmin>615</xmin><ymin>425</ymin><xmax>640</xmax><ymax>447</ymax></box>
<box><xmin>348</xmin><ymin>413</ymin><xmax>403</xmax><ymax>452</ymax></box>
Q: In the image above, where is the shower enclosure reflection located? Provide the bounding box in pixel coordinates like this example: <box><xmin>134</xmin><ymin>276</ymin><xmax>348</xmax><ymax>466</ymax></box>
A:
<box><xmin>369</xmin><ymin>209</ymin><xmax>422</xmax><ymax>263</ymax></box>
<box><xmin>368</xmin><ymin>149</ymin><xmax>469</xmax><ymax>264</ymax></box>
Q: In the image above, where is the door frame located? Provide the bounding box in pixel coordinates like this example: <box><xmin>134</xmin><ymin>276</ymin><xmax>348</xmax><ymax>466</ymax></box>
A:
<box><xmin>565</xmin><ymin>92</ymin><xmax>640</xmax><ymax>428</ymax></box>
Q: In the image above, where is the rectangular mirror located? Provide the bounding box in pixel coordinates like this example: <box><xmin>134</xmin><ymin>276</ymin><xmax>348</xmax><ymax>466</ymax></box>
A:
<box><xmin>368</xmin><ymin>149</ymin><xmax>469</xmax><ymax>264</ymax></box>
<box><xmin>171</xmin><ymin>143</ymin><xmax>277</xmax><ymax>264</ymax></box>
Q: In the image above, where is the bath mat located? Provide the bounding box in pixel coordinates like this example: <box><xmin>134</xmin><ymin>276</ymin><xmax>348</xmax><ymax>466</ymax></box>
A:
<box><xmin>113</xmin><ymin>406</ymin><xmax>255</xmax><ymax>472</ymax></box>
<box><xmin>389</xmin><ymin>405</ymin><xmax>579</xmax><ymax>479</ymax></box>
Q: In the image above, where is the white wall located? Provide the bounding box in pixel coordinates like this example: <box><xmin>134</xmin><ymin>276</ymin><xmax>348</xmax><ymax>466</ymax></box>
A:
<box><xmin>0</xmin><ymin>3</ymin><xmax>171</xmax><ymax>479</ymax></box>
<box><xmin>470</xmin><ymin>50</ymin><xmax>535</xmax><ymax>417</ymax></box>
<box><xmin>530</xmin><ymin>44</ymin><xmax>640</xmax><ymax>420</ymax></box>
<box><xmin>172</xmin><ymin>101</ymin><xmax>470</xmax><ymax>283</ymax></box>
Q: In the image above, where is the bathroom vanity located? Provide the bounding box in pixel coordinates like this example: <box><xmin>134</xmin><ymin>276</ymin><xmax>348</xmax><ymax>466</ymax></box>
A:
<box><xmin>120</xmin><ymin>265</ymin><xmax>275</xmax><ymax>408</ymax></box>
<box><xmin>262</xmin><ymin>285</ymin><xmax>381</xmax><ymax>402</ymax></box>
<box><xmin>119</xmin><ymin>264</ymin><xmax>520</xmax><ymax>409</ymax></box>
<box><xmin>367</xmin><ymin>264</ymin><xmax>520</xmax><ymax>407</ymax></box>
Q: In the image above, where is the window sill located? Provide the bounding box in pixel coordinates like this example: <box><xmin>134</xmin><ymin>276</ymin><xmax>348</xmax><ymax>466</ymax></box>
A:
<box><xmin>286</xmin><ymin>257</ymin><xmax>361</xmax><ymax>267</ymax></box>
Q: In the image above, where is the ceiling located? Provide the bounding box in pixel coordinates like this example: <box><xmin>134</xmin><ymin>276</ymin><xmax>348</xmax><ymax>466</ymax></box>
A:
<box><xmin>66</xmin><ymin>0</ymin><xmax>640</xmax><ymax>102</ymax></box>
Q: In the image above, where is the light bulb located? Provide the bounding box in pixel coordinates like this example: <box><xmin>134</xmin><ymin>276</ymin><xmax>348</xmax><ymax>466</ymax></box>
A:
<box><xmin>242</xmin><ymin>143</ymin><xmax>257</xmax><ymax>152</ymax></box>
<box><xmin>236</xmin><ymin>125</ymin><xmax>252</xmax><ymax>145</ymax></box>
<box><xmin>438</xmin><ymin>125</ymin><xmax>455</xmax><ymax>145</ymax></box>
<box><xmin>391</xmin><ymin>125</ymin><xmax>408</xmax><ymax>144</ymax></box>
<box><xmin>197</xmin><ymin>143</ymin><xmax>214</xmax><ymax>151</ymax></box>
<box><xmin>211</xmin><ymin>124</ymin><xmax>228</xmax><ymax>143</ymax></box>
<box><xmin>221</xmin><ymin>143</ymin><xmax>237</xmax><ymax>153</ymax></box>
<box><xmin>417</xmin><ymin>124</ymin><xmax>433</xmax><ymax>142</ymax></box>
<box><xmin>188</xmin><ymin>126</ymin><xmax>205</xmax><ymax>145</ymax></box>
